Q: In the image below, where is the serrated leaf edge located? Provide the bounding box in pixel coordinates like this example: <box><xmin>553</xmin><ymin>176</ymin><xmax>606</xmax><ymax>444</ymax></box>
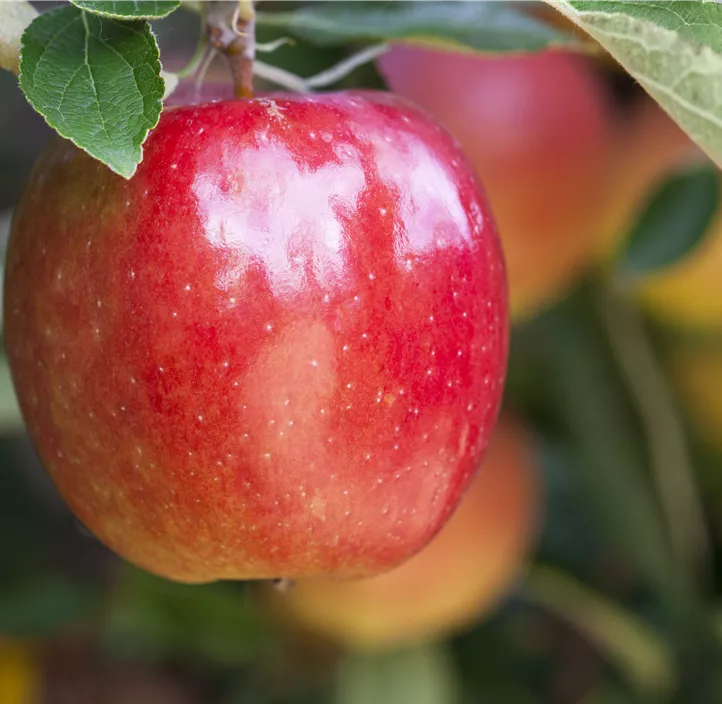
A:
<box><xmin>68</xmin><ymin>0</ymin><xmax>181</xmax><ymax>21</ymax></box>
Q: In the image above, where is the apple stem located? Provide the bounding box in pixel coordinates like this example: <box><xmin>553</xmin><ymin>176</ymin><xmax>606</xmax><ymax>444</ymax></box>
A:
<box><xmin>271</xmin><ymin>578</ymin><xmax>296</xmax><ymax>594</ymax></box>
<box><xmin>205</xmin><ymin>0</ymin><xmax>256</xmax><ymax>99</ymax></box>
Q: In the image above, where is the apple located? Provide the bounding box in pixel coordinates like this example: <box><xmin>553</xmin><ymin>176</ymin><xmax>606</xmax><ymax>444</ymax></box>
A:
<box><xmin>377</xmin><ymin>45</ymin><xmax>614</xmax><ymax>319</ymax></box>
<box><xmin>269</xmin><ymin>414</ymin><xmax>539</xmax><ymax>651</ymax></box>
<box><xmin>4</xmin><ymin>92</ymin><xmax>509</xmax><ymax>583</ymax></box>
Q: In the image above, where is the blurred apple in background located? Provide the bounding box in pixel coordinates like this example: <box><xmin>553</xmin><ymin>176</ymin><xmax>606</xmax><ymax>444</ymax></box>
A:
<box><xmin>377</xmin><ymin>45</ymin><xmax>614</xmax><ymax>319</ymax></box>
<box><xmin>270</xmin><ymin>414</ymin><xmax>539</xmax><ymax>651</ymax></box>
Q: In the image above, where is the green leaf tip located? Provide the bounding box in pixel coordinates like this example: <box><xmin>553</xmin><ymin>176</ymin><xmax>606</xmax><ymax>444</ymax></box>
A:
<box><xmin>18</xmin><ymin>5</ymin><xmax>165</xmax><ymax>179</ymax></box>
<box><xmin>619</xmin><ymin>165</ymin><xmax>720</xmax><ymax>277</ymax></box>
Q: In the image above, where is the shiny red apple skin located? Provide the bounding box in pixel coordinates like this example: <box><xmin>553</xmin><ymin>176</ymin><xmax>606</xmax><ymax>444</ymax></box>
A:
<box><xmin>4</xmin><ymin>92</ymin><xmax>508</xmax><ymax>583</ymax></box>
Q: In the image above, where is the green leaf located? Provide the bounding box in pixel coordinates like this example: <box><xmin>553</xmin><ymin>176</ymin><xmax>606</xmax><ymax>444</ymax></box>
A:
<box><xmin>70</xmin><ymin>1</ymin><xmax>180</xmax><ymax>20</ymax></box>
<box><xmin>618</xmin><ymin>165</ymin><xmax>719</xmax><ymax>276</ymax></box>
<box><xmin>545</xmin><ymin>1</ymin><xmax>722</xmax><ymax>168</ymax></box>
<box><xmin>19</xmin><ymin>5</ymin><xmax>164</xmax><ymax>178</ymax></box>
<box><xmin>335</xmin><ymin>644</ymin><xmax>460</xmax><ymax>704</ymax></box>
<box><xmin>524</xmin><ymin>566</ymin><xmax>675</xmax><ymax>698</ymax></box>
<box><xmin>257</xmin><ymin>1</ymin><xmax>580</xmax><ymax>54</ymax></box>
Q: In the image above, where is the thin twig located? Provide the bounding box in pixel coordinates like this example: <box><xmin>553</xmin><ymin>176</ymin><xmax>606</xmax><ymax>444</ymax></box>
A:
<box><xmin>256</xmin><ymin>36</ymin><xmax>295</xmax><ymax>53</ymax></box>
<box><xmin>194</xmin><ymin>45</ymin><xmax>219</xmax><ymax>102</ymax></box>
<box><xmin>176</xmin><ymin>6</ymin><xmax>209</xmax><ymax>79</ymax></box>
<box><xmin>253</xmin><ymin>60</ymin><xmax>310</xmax><ymax>93</ymax></box>
<box><xmin>305</xmin><ymin>43</ymin><xmax>390</xmax><ymax>89</ymax></box>
<box><xmin>254</xmin><ymin>43</ymin><xmax>390</xmax><ymax>94</ymax></box>
<box><xmin>598</xmin><ymin>286</ymin><xmax>711</xmax><ymax>588</ymax></box>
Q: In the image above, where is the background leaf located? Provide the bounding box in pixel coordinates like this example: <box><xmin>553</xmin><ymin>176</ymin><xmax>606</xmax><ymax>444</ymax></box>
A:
<box><xmin>524</xmin><ymin>565</ymin><xmax>676</xmax><ymax>698</ymax></box>
<box><xmin>70</xmin><ymin>1</ymin><xmax>181</xmax><ymax>20</ymax></box>
<box><xmin>104</xmin><ymin>568</ymin><xmax>269</xmax><ymax>664</ymax></box>
<box><xmin>618</xmin><ymin>165</ymin><xmax>720</xmax><ymax>277</ymax></box>
<box><xmin>545</xmin><ymin>0</ymin><xmax>722</xmax><ymax>168</ymax></box>
<box><xmin>257</xmin><ymin>1</ymin><xmax>580</xmax><ymax>54</ymax></box>
<box><xmin>0</xmin><ymin>578</ymin><xmax>98</xmax><ymax>638</ymax></box>
<box><xmin>19</xmin><ymin>5</ymin><xmax>164</xmax><ymax>178</ymax></box>
<box><xmin>510</xmin><ymin>286</ymin><xmax>693</xmax><ymax>620</ymax></box>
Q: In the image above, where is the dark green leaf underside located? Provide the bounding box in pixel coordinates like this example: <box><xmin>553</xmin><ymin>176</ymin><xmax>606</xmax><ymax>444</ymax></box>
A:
<box><xmin>257</xmin><ymin>1</ymin><xmax>580</xmax><ymax>54</ymax></box>
<box><xmin>70</xmin><ymin>1</ymin><xmax>181</xmax><ymax>20</ymax></box>
<box><xmin>19</xmin><ymin>5</ymin><xmax>164</xmax><ymax>178</ymax></box>
<box><xmin>619</xmin><ymin>165</ymin><xmax>720</xmax><ymax>276</ymax></box>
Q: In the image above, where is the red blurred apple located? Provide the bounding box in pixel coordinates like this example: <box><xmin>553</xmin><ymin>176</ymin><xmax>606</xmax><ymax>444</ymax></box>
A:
<box><xmin>4</xmin><ymin>92</ymin><xmax>508</xmax><ymax>583</ymax></box>
<box><xmin>377</xmin><ymin>46</ymin><xmax>614</xmax><ymax>319</ymax></box>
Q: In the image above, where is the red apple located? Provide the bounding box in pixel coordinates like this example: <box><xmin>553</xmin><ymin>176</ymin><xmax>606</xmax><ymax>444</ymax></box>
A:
<box><xmin>377</xmin><ymin>46</ymin><xmax>614</xmax><ymax>319</ymax></box>
<box><xmin>4</xmin><ymin>92</ymin><xmax>508</xmax><ymax>584</ymax></box>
